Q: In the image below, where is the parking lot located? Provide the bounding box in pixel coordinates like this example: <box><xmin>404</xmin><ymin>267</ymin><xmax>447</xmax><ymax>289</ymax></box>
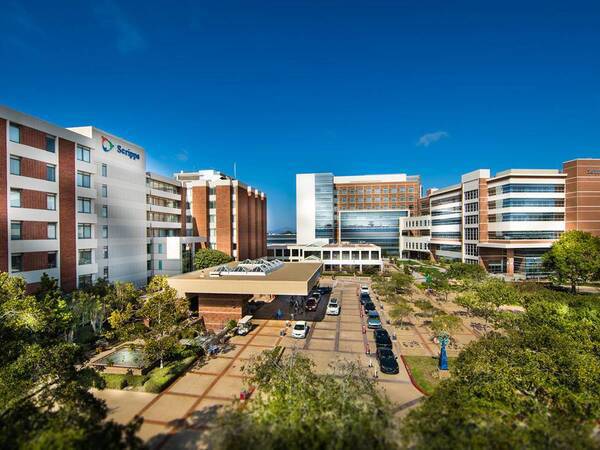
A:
<box><xmin>95</xmin><ymin>278</ymin><xmax>423</xmax><ymax>449</ymax></box>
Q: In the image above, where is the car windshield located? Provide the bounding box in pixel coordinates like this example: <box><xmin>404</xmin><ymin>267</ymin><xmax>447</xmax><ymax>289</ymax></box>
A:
<box><xmin>307</xmin><ymin>299</ymin><xmax>316</xmax><ymax>304</ymax></box>
<box><xmin>294</xmin><ymin>324</ymin><xmax>305</xmax><ymax>330</ymax></box>
<box><xmin>329</xmin><ymin>300</ymin><xmax>337</xmax><ymax>305</ymax></box>
<box><xmin>380</xmin><ymin>350</ymin><xmax>395</xmax><ymax>361</ymax></box>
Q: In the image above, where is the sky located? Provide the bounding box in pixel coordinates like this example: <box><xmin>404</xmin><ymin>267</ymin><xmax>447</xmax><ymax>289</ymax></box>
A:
<box><xmin>1</xmin><ymin>0</ymin><xmax>599</xmax><ymax>231</ymax></box>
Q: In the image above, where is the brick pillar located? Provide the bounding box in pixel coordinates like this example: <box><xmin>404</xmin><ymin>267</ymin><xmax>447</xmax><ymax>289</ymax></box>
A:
<box><xmin>215</xmin><ymin>185</ymin><xmax>232</xmax><ymax>256</ymax></box>
<box><xmin>506</xmin><ymin>249</ymin><xmax>514</xmax><ymax>276</ymax></box>
<box><xmin>59</xmin><ymin>138</ymin><xmax>77</xmax><ymax>291</ymax></box>
<box><xmin>261</xmin><ymin>195</ymin><xmax>267</xmax><ymax>257</ymax></box>
<box><xmin>180</xmin><ymin>186</ymin><xmax>187</xmax><ymax>236</ymax></box>
<box><xmin>255</xmin><ymin>194</ymin><xmax>263</xmax><ymax>258</ymax></box>
<box><xmin>191</xmin><ymin>186</ymin><xmax>209</xmax><ymax>239</ymax></box>
<box><xmin>248</xmin><ymin>191</ymin><xmax>256</xmax><ymax>258</ymax></box>
<box><xmin>0</xmin><ymin>119</ymin><xmax>7</xmax><ymax>272</ymax></box>
<box><xmin>236</xmin><ymin>186</ymin><xmax>249</xmax><ymax>260</ymax></box>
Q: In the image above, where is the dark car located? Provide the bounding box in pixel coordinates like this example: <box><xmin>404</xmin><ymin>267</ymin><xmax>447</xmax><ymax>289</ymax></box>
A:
<box><xmin>319</xmin><ymin>286</ymin><xmax>332</xmax><ymax>295</ymax></box>
<box><xmin>376</xmin><ymin>347</ymin><xmax>399</xmax><ymax>374</ymax></box>
<box><xmin>363</xmin><ymin>302</ymin><xmax>376</xmax><ymax>313</ymax></box>
<box><xmin>306</xmin><ymin>297</ymin><xmax>318</xmax><ymax>311</ymax></box>
<box><xmin>374</xmin><ymin>329</ymin><xmax>392</xmax><ymax>349</ymax></box>
<box><xmin>360</xmin><ymin>293</ymin><xmax>371</xmax><ymax>305</ymax></box>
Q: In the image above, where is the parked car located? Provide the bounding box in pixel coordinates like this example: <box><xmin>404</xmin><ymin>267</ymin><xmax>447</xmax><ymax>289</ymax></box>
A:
<box><xmin>360</xmin><ymin>285</ymin><xmax>369</xmax><ymax>294</ymax></box>
<box><xmin>374</xmin><ymin>329</ymin><xmax>392</xmax><ymax>349</ymax></box>
<box><xmin>237</xmin><ymin>315</ymin><xmax>253</xmax><ymax>335</ymax></box>
<box><xmin>326</xmin><ymin>298</ymin><xmax>340</xmax><ymax>315</ymax></box>
<box><xmin>319</xmin><ymin>286</ymin><xmax>332</xmax><ymax>295</ymax></box>
<box><xmin>376</xmin><ymin>347</ymin><xmax>399</xmax><ymax>374</ymax></box>
<box><xmin>292</xmin><ymin>321</ymin><xmax>309</xmax><ymax>338</ymax></box>
<box><xmin>360</xmin><ymin>293</ymin><xmax>371</xmax><ymax>305</ymax></box>
<box><xmin>310</xmin><ymin>291</ymin><xmax>321</xmax><ymax>302</ymax></box>
<box><xmin>367</xmin><ymin>311</ymin><xmax>382</xmax><ymax>329</ymax></box>
<box><xmin>363</xmin><ymin>302</ymin><xmax>376</xmax><ymax>313</ymax></box>
<box><xmin>306</xmin><ymin>297</ymin><xmax>318</xmax><ymax>312</ymax></box>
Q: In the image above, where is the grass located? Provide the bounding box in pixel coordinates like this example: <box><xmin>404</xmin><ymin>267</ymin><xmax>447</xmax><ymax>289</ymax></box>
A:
<box><xmin>403</xmin><ymin>355</ymin><xmax>457</xmax><ymax>395</ymax></box>
<box><xmin>100</xmin><ymin>355</ymin><xmax>198</xmax><ymax>393</ymax></box>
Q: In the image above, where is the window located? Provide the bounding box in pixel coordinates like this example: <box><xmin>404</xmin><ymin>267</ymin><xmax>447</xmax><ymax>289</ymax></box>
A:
<box><xmin>147</xmin><ymin>260</ymin><xmax>152</xmax><ymax>270</ymax></box>
<box><xmin>157</xmin><ymin>243</ymin><xmax>163</xmax><ymax>254</ymax></box>
<box><xmin>78</xmin><ymin>223</ymin><xmax>92</xmax><ymax>239</ymax></box>
<box><xmin>103</xmin><ymin>266</ymin><xmax>109</xmax><ymax>279</ymax></box>
<box><xmin>101</xmin><ymin>184</ymin><xmax>107</xmax><ymax>197</ymax></box>
<box><xmin>47</xmin><ymin>252</ymin><xmax>57</xmax><ymax>268</ymax></box>
<box><xmin>11</xmin><ymin>254</ymin><xmax>23</xmax><ymax>273</ymax></box>
<box><xmin>465</xmin><ymin>228</ymin><xmax>479</xmax><ymax>240</ymax></box>
<box><xmin>465</xmin><ymin>202</ymin><xmax>479</xmax><ymax>213</ymax></box>
<box><xmin>11</xmin><ymin>221</ymin><xmax>22</xmax><ymax>240</ymax></box>
<box><xmin>158</xmin><ymin>260</ymin><xmax>163</xmax><ymax>270</ymax></box>
<box><xmin>78</xmin><ymin>275</ymin><xmax>93</xmax><ymax>288</ymax></box>
<box><xmin>77</xmin><ymin>197</ymin><xmax>92</xmax><ymax>213</ymax></box>
<box><xmin>101</xmin><ymin>225</ymin><xmax>108</xmax><ymax>239</ymax></box>
<box><xmin>77</xmin><ymin>171</ymin><xmax>91</xmax><ymax>188</ymax></box>
<box><xmin>10</xmin><ymin>189</ymin><xmax>21</xmax><ymax>207</ymax></box>
<box><xmin>46</xmin><ymin>164</ymin><xmax>56</xmax><ymax>182</ymax></box>
<box><xmin>101</xmin><ymin>205</ymin><xmax>108</xmax><ymax>218</ymax></box>
<box><xmin>78</xmin><ymin>249</ymin><xmax>92</xmax><ymax>265</ymax></box>
<box><xmin>47</xmin><ymin>223</ymin><xmax>57</xmax><ymax>239</ymax></box>
<box><xmin>46</xmin><ymin>135</ymin><xmax>56</xmax><ymax>153</ymax></box>
<box><xmin>77</xmin><ymin>145</ymin><xmax>91</xmax><ymax>163</ymax></box>
<box><xmin>47</xmin><ymin>194</ymin><xmax>56</xmax><ymax>210</ymax></box>
<box><xmin>103</xmin><ymin>246</ymin><xmax>109</xmax><ymax>259</ymax></box>
<box><xmin>10</xmin><ymin>156</ymin><xmax>21</xmax><ymax>175</ymax></box>
<box><xmin>101</xmin><ymin>164</ymin><xmax>107</xmax><ymax>177</ymax></box>
<box><xmin>9</xmin><ymin>124</ymin><xmax>20</xmax><ymax>143</ymax></box>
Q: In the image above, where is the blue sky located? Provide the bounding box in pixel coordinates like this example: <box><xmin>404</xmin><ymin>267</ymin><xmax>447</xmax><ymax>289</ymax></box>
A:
<box><xmin>1</xmin><ymin>1</ymin><xmax>599</xmax><ymax>231</ymax></box>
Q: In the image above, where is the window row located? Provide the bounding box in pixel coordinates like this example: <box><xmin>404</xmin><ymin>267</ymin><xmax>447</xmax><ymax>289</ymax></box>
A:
<box><xmin>464</xmin><ymin>189</ymin><xmax>478</xmax><ymax>200</ymax></box>
<box><xmin>78</xmin><ymin>224</ymin><xmax>109</xmax><ymax>239</ymax></box>
<box><xmin>10</xmin><ymin>190</ymin><xmax>56</xmax><ymax>210</ymax></box>
<box><xmin>11</xmin><ymin>221</ymin><xmax>56</xmax><ymax>240</ymax></box>
<box><xmin>488</xmin><ymin>198</ymin><xmax>565</xmax><ymax>209</ymax></box>
<box><xmin>9</xmin><ymin>123</ymin><xmax>56</xmax><ymax>153</ymax></box>
<box><xmin>338</xmin><ymin>195</ymin><xmax>416</xmax><ymax>203</ymax></box>
<box><xmin>11</xmin><ymin>252</ymin><xmax>57</xmax><ymax>272</ymax></box>
<box><xmin>488</xmin><ymin>213</ymin><xmax>565</xmax><ymax>222</ymax></box>
<box><xmin>337</xmin><ymin>186</ymin><xmax>415</xmax><ymax>195</ymax></box>
<box><xmin>431</xmin><ymin>195</ymin><xmax>461</xmax><ymax>207</ymax></box>
<box><xmin>10</xmin><ymin>156</ymin><xmax>56</xmax><ymax>181</ymax></box>
<box><xmin>405</xmin><ymin>241</ymin><xmax>429</xmax><ymax>250</ymax></box>
<box><xmin>464</xmin><ymin>227</ymin><xmax>479</xmax><ymax>240</ymax></box>
<box><xmin>488</xmin><ymin>184</ymin><xmax>565</xmax><ymax>195</ymax></box>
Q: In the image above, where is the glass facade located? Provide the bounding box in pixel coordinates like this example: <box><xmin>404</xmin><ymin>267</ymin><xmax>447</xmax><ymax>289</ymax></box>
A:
<box><xmin>514</xmin><ymin>249</ymin><xmax>552</xmax><ymax>278</ymax></box>
<box><xmin>339</xmin><ymin>210</ymin><xmax>408</xmax><ymax>255</ymax></box>
<box><xmin>314</xmin><ymin>173</ymin><xmax>334</xmax><ymax>240</ymax></box>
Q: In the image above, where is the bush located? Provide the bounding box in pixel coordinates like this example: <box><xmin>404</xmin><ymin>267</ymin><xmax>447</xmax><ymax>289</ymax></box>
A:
<box><xmin>143</xmin><ymin>356</ymin><xmax>197</xmax><ymax>393</ymax></box>
<box><xmin>102</xmin><ymin>373</ymin><xmax>128</xmax><ymax>389</ymax></box>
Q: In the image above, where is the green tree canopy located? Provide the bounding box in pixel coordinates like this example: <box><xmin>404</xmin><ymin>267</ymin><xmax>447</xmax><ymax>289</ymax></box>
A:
<box><xmin>210</xmin><ymin>350</ymin><xmax>400</xmax><ymax>450</ymax></box>
<box><xmin>389</xmin><ymin>301</ymin><xmax>413</xmax><ymax>327</ymax></box>
<box><xmin>139</xmin><ymin>276</ymin><xmax>189</xmax><ymax>368</ymax></box>
<box><xmin>402</xmin><ymin>290</ymin><xmax>600</xmax><ymax>450</ymax></box>
<box><xmin>429</xmin><ymin>313</ymin><xmax>462</xmax><ymax>340</ymax></box>
<box><xmin>446</xmin><ymin>262</ymin><xmax>487</xmax><ymax>282</ymax></box>
<box><xmin>194</xmin><ymin>248</ymin><xmax>234</xmax><ymax>270</ymax></box>
<box><xmin>0</xmin><ymin>272</ymin><xmax>143</xmax><ymax>449</ymax></box>
<box><xmin>542</xmin><ymin>230</ymin><xmax>600</xmax><ymax>293</ymax></box>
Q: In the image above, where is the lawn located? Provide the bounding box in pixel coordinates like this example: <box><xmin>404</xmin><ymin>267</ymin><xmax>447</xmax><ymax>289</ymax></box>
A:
<box><xmin>403</xmin><ymin>355</ymin><xmax>457</xmax><ymax>395</ymax></box>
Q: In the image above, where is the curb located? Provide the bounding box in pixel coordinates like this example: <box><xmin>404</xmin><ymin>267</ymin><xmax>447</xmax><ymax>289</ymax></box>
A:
<box><xmin>399</xmin><ymin>354</ymin><xmax>430</xmax><ymax>397</ymax></box>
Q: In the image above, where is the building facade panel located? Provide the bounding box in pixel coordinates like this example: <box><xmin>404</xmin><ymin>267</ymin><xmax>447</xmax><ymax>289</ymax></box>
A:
<box><xmin>215</xmin><ymin>185</ymin><xmax>232</xmax><ymax>255</ymax></box>
<box><xmin>0</xmin><ymin>119</ymin><xmax>7</xmax><ymax>272</ymax></box>
<box><xmin>58</xmin><ymin>137</ymin><xmax>77</xmax><ymax>291</ymax></box>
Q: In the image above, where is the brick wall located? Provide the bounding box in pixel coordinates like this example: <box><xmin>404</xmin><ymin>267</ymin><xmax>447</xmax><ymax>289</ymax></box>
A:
<box><xmin>19</xmin><ymin>124</ymin><xmax>48</xmax><ymax>151</ymax></box>
<box><xmin>248</xmin><ymin>191</ymin><xmax>256</xmax><ymax>258</ymax></box>
<box><xmin>23</xmin><ymin>251</ymin><xmax>52</xmax><ymax>272</ymax></box>
<box><xmin>197</xmin><ymin>294</ymin><xmax>250</xmax><ymax>331</ymax></box>
<box><xmin>564</xmin><ymin>159</ymin><xmax>600</xmax><ymax>236</ymax></box>
<box><xmin>59</xmin><ymin>138</ymin><xmax>76</xmax><ymax>292</ymax></box>
<box><xmin>478</xmin><ymin>178</ymin><xmax>489</xmax><ymax>243</ymax></box>
<box><xmin>20</xmin><ymin>156</ymin><xmax>49</xmax><ymax>180</ymax></box>
<box><xmin>0</xmin><ymin>119</ymin><xmax>7</xmax><ymax>272</ymax></box>
<box><xmin>191</xmin><ymin>186</ymin><xmax>209</xmax><ymax>238</ymax></box>
<box><xmin>261</xmin><ymin>196</ymin><xmax>267</xmax><ymax>256</ymax></box>
<box><xmin>215</xmin><ymin>185</ymin><xmax>232</xmax><ymax>255</ymax></box>
<box><xmin>21</xmin><ymin>189</ymin><xmax>50</xmax><ymax>209</ymax></box>
<box><xmin>180</xmin><ymin>186</ymin><xmax>187</xmax><ymax>235</ymax></box>
<box><xmin>236</xmin><ymin>186</ymin><xmax>249</xmax><ymax>260</ymax></box>
<box><xmin>22</xmin><ymin>221</ymin><xmax>51</xmax><ymax>240</ymax></box>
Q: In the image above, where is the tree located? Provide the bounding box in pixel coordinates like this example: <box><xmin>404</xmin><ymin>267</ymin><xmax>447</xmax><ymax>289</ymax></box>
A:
<box><xmin>414</xmin><ymin>299</ymin><xmax>437</xmax><ymax>317</ymax></box>
<box><xmin>402</xmin><ymin>290</ymin><xmax>600</xmax><ymax>450</ymax></box>
<box><xmin>389</xmin><ymin>301</ymin><xmax>413</xmax><ymax>327</ymax></box>
<box><xmin>209</xmin><ymin>350</ymin><xmax>400</xmax><ymax>450</ymax></box>
<box><xmin>426</xmin><ymin>271</ymin><xmax>451</xmax><ymax>301</ymax></box>
<box><xmin>194</xmin><ymin>247</ymin><xmax>233</xmax><ymax>270</ymax></box>
<box><xmin>447</xmin><ymin>262</ymin><xmax>487</xmax><ymax>282</ymax></box>
<box><xmin>429</xmin><ymin>314</ymin><xmax>462</xmax><ymax>341</ymax></box>
<box><xmin>542</xmin><ymin>230</ymin><xmax>600</xmax><ymax>293</ymax></box>
<box><xmin>391</xmin><ymin>272</ymin><xmax>413</xmax><ymax>292</ymax></box>
<box><xmin>0</xmin><ymin>272</ymin><xmax>143</xmax><ymax>449</ymax></box>
<box><xmin>139</xmin><ymin>276</ymin><xmax>188</xmax><ymax>368</ymax></box>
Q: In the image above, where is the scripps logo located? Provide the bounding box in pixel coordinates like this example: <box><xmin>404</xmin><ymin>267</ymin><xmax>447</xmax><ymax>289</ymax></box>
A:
<box><xmin>100</xmin><ymin>136</ymin><xmax>140</xmax><ymax>161</ymax></box>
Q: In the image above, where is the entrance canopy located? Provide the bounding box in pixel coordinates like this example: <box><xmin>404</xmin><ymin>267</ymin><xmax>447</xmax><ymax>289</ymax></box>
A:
<box><xmin>167</xmin><ymin>260</ymin><xmax>323</xmax><ymax>297</ymax></box>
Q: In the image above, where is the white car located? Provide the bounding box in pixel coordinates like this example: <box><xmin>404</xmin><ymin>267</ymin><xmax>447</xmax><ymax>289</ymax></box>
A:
<box><xmin>326</xmin><ymin>298</ymin><xmax>340</xmax><ymax>315</ymax></box>
<box><xmin>360</xmin><ymin>285</ymin><xmax>369</xmax><ymax>294</ymax></box>
<box><xmin>292</xmin><ymin>321</ymin><xmax>309</xmax><ymax>339</ymax></box>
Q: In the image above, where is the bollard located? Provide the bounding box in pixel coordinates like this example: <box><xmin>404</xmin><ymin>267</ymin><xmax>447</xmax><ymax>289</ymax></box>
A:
<box><xmin>365</xmin><ymin>344</ymin><xmax>371</xmax><ymax>355</ymax></box>
<box><xmin>362</xmin><ymin>325</ymin><xmax>366</xmax><ymax>334</ymax></box>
